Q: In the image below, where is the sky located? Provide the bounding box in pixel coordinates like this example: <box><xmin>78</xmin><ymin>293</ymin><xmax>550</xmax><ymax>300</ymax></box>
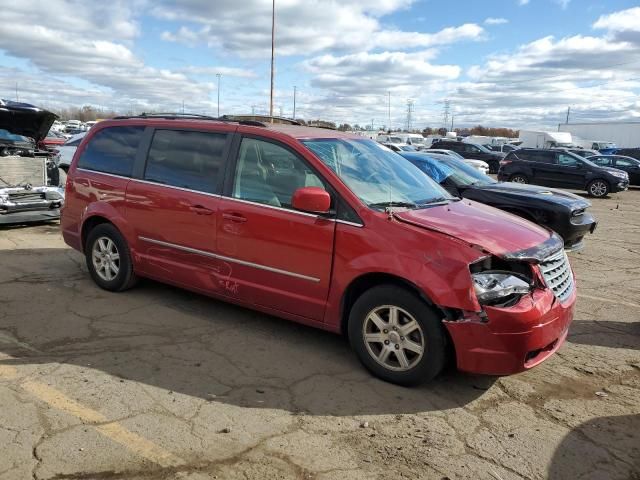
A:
<box><xmin>1</xmin><ymin>0</ymin><xmax>640</xmax><ymax>130</ymax></box>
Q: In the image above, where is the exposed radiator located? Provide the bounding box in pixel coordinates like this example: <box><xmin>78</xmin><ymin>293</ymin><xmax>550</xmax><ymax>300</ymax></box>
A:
<box><xmin>0</xmin><ymin>155</ymin><xmax>46</xmax><ymax>187</ymax></box>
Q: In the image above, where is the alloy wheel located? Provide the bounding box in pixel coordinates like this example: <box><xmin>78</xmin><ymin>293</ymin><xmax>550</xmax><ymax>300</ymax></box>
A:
<box><xmin>91</xmin><ymin>237</ymin><xmax>120</xmax><ymax>281</ymax></box>
<box><xmin>362</xmin><ymin>305</ymin><xmax>425</xmax><ymax>372</ymax></box>
<box><xmin>589</xmin><ymin>180</ymin><xmax>608</xmax><ymax>197</ymax></box>
<box><xmin>511</xmin><ymin>175</ymin><xmax>527</xmax><ymax>184</ymax></box>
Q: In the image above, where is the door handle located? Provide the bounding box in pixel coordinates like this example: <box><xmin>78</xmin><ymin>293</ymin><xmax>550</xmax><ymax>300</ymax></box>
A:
<box><xmin>222</xmin><ymin>212</ymin><xmax>247</xmax><ymax>223</ymax></box>
<box><xmin>190</xmin><ymin>205</ymin><xmax>214</xmax><ymax>215</ymax></box>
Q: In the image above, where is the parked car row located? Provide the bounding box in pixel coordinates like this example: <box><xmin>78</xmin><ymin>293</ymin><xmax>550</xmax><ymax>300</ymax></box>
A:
<box><xmin>59</xmin><ymin>114</ymin><xmax>580</xmax><ymax>387</ymax></box>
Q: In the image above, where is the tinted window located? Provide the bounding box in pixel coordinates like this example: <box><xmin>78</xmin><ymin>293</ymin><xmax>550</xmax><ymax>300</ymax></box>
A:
<box><xmin>511</xmin><ymin>150</ymin><xmax>531</xmax><ymax>161</ymax></box>
<box><xmin>78</xmin><ymin>126</ymin><xmax>144</xmax><ymax>176</ymax></box>
<box><xmin>144</xmin><ymin>130</ymin><xmax>227</xmax><ymax>194</ymax></box>
<box><xmin>591</xmin><ymin>157</ymin><xmax>611</xmax><ymax>166</ymax></box>
<box><xmin>557</xmin><ymin>153</ymin><xmax>579</xmax><ymax>167</ymax></box>
<box><xmin>530</xmin><ymin>151</ymin><xmax>556</xmax><ymax>164</ymax></box>
<box><xmin>233</xmin><ymin>138</ymin><xmax>325</xmax><ymax>209</ymax></box>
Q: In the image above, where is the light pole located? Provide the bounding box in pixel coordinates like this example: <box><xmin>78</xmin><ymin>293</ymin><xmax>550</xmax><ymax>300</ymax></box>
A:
<box><xmin>387</xmin><ymin>91</ymin><xmax>391</xmax><ymax>131</ymax></box>
<box><xmin>269</xmin><ymin>0</ymin><xmax>275</xmax><ymax>122</ymax></box>
<box><xmin>293</xmin><ymin>85</ymin><xmax>297</xmax><ymax>120</ymax></box>
<box><xmin>216</xmin><ymin>73</ymin><xmax>221</xmax><ymax>117</ymax></box>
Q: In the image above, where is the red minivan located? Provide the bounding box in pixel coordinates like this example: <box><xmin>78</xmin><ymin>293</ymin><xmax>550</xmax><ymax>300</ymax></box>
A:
<box><xmin>61</xmin><ymin>115</ymin><xmax>576</xmax><ymax>385</ymax></box>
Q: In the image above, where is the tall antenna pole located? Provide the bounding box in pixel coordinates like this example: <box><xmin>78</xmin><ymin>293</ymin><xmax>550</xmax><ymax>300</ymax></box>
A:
<box><xmin>269</xmin><ymin>0</ymin><xmax>275</xmax><ymax>122</ymax></box>
<box><xmin>565</xmin><ymin>106</ymin><xmax>570</xmax><ymax>124</ymax></box>
<box><xmin>293</xmin><ymin>85</ymin><xmax>297</xmax><ymax>119</ymax></box>
<box><xmin>216</xmin><ymin>73</ymin><xmax>221</xmax><ymax>117</ymax></box>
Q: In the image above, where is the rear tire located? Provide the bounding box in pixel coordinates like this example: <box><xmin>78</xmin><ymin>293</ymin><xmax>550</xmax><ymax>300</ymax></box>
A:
<box><xmin>510</xmin><ymin>174</ymin><xmax>529</xmax><ymax>184</ymax></box>
<box><xmin>587</xmin><ymin>179</ymin><xmax>609</xmax><ymax>198</ymax></box>
<box><xmin>348</xmin><ymin>285</ymin><xmax>446</xmax><ymax>386</ymax></box>
<box><xmin>85</xmin><ymin>224</ymin><xmax>138</xmax><ymax>291</ymax></box>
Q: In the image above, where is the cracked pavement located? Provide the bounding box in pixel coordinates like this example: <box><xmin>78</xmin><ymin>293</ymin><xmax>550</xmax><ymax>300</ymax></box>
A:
<box><xmin>0</xmin><ymin>188</ymin><xmax>638</xmax><ymax>480</ymax></box>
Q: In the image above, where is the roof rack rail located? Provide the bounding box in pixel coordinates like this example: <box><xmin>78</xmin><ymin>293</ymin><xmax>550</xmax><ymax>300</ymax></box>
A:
<box><xmin>113</xmin><ymin>112</ymin><xmax>220</xmax><ymax>120</ymax></box>
<box><xmin>220</xmin><ymin>114</ymin><xmax>301</xmax><ymax>126</ymax></box>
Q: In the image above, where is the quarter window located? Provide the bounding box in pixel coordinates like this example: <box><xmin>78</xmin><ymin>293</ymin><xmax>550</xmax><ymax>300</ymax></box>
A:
<box><xmin>232</xmin><ymin>138</ymin><xmax>325</xmax><ymax>209</ymax></box>
<box><xmin>615</xmin><ymin>158</ymin><xmax>635</xmax><ymax>167</ymax></box>
<box><xmin>591</xmin><ymin>157</ymin><xmax>611</xmax><ymax>166</ymax></box>
<box><xmin>144</xmin><ymin>129</ymin><xmax>228</xmax><ymax>194</ymax></box>
<box><xmin>77</xmin><ymin>126</ymin><xmax>144</xmax><ymax>176</ymax></box>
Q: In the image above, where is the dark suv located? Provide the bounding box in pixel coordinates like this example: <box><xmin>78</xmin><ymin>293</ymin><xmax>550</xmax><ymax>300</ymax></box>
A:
<box><xmin>430</xmin><ymin>140</ymin><xmax>504</xmax><ymax>173</ymax></box>
<box><xmin>498</xmin><ymin>148</ymin><xmax>629</xmax><ymax>197</ymax></box>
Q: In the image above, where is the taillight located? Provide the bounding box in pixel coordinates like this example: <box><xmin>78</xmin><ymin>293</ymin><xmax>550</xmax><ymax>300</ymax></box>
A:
<box><xmin>500</xmin><ymin>159</ymin><xmax>512</xmax><ymax>166</ymax></box>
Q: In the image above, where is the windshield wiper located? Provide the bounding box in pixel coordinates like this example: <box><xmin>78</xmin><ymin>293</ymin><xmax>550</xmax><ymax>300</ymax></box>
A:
<box><xmin>369</xmin><ymin>201</ymin><xmax>417</xmax><ymax>209</ymax></box>
<box><xmin>420</xmin><ymin>197</ymin><xmax>451</xmax><ymax>205</ymax></box>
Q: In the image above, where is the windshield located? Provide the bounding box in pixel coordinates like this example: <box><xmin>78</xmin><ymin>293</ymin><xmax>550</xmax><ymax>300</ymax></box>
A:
<box><xmin>474</xmin><ymin>143</ymin><xmax>493</xmax><ymax>153</ymax></box>
<box><xmin>439</xmin><ymin>150</ymin><xmax>464</xmax><ymax>160</ymax></box>
<box><xmin>302</xmin><ymin>138</ymin><xmax>454</xmax><ymax>209</ymax></box>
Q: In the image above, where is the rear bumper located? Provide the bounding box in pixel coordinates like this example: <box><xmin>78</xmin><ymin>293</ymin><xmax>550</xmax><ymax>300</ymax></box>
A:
<box><xmin>444</xmin><ymin>287</ymin><xmax>576</xmax><ymax>375</ymax></box>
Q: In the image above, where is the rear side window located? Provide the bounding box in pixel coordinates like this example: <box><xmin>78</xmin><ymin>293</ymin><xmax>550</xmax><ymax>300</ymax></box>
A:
<box><xmin>530</xmin><ymin>151</ymin><xmax>555</xmax><ymax>164</ymax></box>
<box><xmin>78</xmin><ymin>126</ymin><xmax>144</xmax><ymax>176</ymax></box>
<box><xmin>591</xmin><ymin>157</ymin><xmax>611</xmax><ymax>166</ymax></box>
<box><xmin>144</xmin><ymin>129</ymin><xmax>228</xmax><ymax>194</ymax></box>
<box><xmin>511</xmin><ymin>151</ymin><xmax>530</xmax><ymax>161</ymax></box>
<box><xmin>615</xmin><ymin>158</ymin><xmax>635</xmax><ymax>167</ymax></box>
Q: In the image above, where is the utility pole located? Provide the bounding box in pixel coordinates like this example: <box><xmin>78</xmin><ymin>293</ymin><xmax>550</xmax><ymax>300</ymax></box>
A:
<box><xmin>251</xmin><ymin>105</ymin><xmax>256</xmax><ymax>115</ymax></box>
<box><xmin>269</xmin><ymin>0</ymin><xmax>275</xmax><ymax>122</ymax></box>
<box><xmin>406</xmin><ymin>100</ymin><xmax>414</xmax><ymax>131</ymax></box>
<box><xmin>216</xmin><ymin>73</ymin><xmax>221</xmax><ymax>117</ymax></box>
<box><xmin>565</xmin><ymin>106</ymin><xmax>570</xmax><ymax>124</ymax></box>
<box><xmin>182</xmin><ymin>100</ymin><xmax>185</xmax><ymax>114</ymax></box>
<box><xmin>388</xmin><ymin>91</ymin><xmax>391</xmax><ymax>131</ymax></box>
<box><xmin>293</xmin><ymin>86</ymin><xmax>297</xmax><ymax>120</ymax></box>
<box><xmin>451</xmin><ymin>113</ymin><xmax>454</xmax><ymax>132</ymax></box>
<box><xmin>15</xmin><ymin>82</ymin><xmax>18</xmax><ymax>102</ymax></box>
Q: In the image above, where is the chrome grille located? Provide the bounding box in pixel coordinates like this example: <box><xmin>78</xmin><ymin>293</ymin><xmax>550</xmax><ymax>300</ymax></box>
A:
<box><xmin>539</xmin><ymin>249</ymin><xmax>574</xmax><ymax>302</ymax></box>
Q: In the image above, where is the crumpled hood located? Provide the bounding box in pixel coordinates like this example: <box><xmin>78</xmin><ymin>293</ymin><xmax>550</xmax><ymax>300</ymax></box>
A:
<box><xmin>475</xmin><ymin>182</ymin><xmax>590</xmax><ymax>210</ymax></box>
<box><xmin>394</xmin><ymin>199</ymin><xmax>552</xmax><ymax>256</ymax></box>
<box><xmin>0</xmin><ymin>99</ymin><xmax>57</xmax><ymax>143</ymax></box>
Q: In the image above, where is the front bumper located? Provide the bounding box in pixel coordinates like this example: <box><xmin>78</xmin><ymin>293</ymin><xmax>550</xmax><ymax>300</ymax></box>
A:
<box><xmin>610</xmin><ymin>180</ymin><xmax>629</xmax><ymax>192</ymax></box>
<box><xmin>0</xmin><ymin>208</ymin><xmax>60</xmax><ymax>224</ymax></box>
<box><xmin>0</xmin><ymin>186</ymin><xmax>64</xmax><ymax>224</ymax></box>
<box><xmin>444</xmin><ymin>287</ymin><xmax>576</xmax><ymax>375</ymax></box>
<box><xmin>557</xmin><ymin>212</ymin><xmax>597</xmax><ymax>250</ymax></box>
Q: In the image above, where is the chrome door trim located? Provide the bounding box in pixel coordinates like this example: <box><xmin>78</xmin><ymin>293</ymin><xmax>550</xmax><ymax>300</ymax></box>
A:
<box><xmin>138</xmin><ymin>236</ymin><xmax>321</xmax><ymax>283</ymax></box>
<box><xmin>130</xmin><ymin>178</ymin><xmax>222</xmax><ymax>198</ymax></box>
<box><xmin>77</xmin><ymin>168</ymin><xmax>131</xmax><ymax>181</ymax></box>
<box><xmin>335</xmin><ymin>219</ymin><xmax>364</xmax><ymax>228</ymax></box>
<box><xmin>223</xmin><ymin>195</ymin><xmax>322</xmax><ymax>219</ymax></box>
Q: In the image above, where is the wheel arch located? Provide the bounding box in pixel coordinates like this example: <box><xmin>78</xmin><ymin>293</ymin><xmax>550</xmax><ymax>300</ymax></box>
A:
<box><xmin>81</xmin><ymin>215</ymin><xmax>114</xmax><ymax>252</ymax></box>
<box><xmin>339</xmin><ymin>272</ymin><xmax>447</xmax><ymax>336</ymax></box>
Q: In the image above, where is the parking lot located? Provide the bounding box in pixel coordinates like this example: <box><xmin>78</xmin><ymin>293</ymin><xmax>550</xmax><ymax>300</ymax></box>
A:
<box><xmin>0</xmin><ymin>188</ymin><xmax>638</xmax><ymax>480</ymax></box>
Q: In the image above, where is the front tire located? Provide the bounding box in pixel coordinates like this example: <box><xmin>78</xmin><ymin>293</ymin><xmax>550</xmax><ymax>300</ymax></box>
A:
<box><xmin>348</xmin><ymin>285</ymin><xmax>446</xmax><ymax>386</ymax></box>
<box><xmin>85</xmin><ymin>224</ymin><xmax>138</xmax><ymax>291</ymax></box>
<box><xmin>587</xmin><ymin>179</ymin><xmax>610</xmax><ymax>198</ymax></box>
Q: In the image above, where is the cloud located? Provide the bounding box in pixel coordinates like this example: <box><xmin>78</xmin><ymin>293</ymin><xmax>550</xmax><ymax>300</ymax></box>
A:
<box><xmin>156</xmin><ymin>1</ymin><xmax>484</xmax><ymax>57</ymax></box>
<box><xmin>180</xmin><ymin>66</ymin><xmax>257</xmax><ymax>78</ymax></box>
<box><xmin>484</xmin><ymin>17</ymin><xmax>509</xmax><ymax>25</ymax></box>
<box><xmin>518</xmin><ymin>0</ymin><xmax>530</xmax><ymax>5</ymax></box>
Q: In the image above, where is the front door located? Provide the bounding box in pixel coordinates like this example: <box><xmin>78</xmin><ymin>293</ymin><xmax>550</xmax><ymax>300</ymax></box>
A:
<box><xmin>126</xmin><ymin>127</ymin><xmax>233</xmax><ymax>293</ymax></box>
<box><xmin>555</xmin><ymin>152</ymin><xmax>586</xmax><ymax>188</ymax></box>
<box><xmin>216</xmin><ymin>136</ymin><xmax>335</xmax><ymax>321</ymax></box>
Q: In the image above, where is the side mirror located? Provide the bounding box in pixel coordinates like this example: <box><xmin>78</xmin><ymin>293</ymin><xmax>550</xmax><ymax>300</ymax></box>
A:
<box><xmin>292</xmin><ymin>187</ymin><xmax>331</xmax><ymax>214</ymax></box>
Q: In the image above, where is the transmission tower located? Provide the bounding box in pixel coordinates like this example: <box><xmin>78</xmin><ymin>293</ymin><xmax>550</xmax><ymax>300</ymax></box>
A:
<box><xmin>406</xmin><ymin>100</ymin><xmax>414</xmax><ymax>131</ymax></box>
<box><xmin>442</xmin><ymin>99</ymin><xmax>451</xmax><ymax>130</ymax></box>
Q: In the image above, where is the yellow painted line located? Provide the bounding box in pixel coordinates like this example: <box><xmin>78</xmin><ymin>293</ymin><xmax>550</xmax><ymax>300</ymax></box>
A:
<box><xmin>578</xmin><ymin>294</ymin><xmax>640</xmax><ymax>309</ymax></box>
<box><xmin>21</xmin><ymin>380</ymin><xmax>185</xmax><ymax>468</ymax></box>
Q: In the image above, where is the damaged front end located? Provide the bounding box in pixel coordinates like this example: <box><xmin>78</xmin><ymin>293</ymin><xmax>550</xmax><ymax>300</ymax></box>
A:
<box><xmin>0</xmin><ymin>99</ymin><xmax>64</xmax><ymax>224</ymax></box>
<box><xmin>444</xmin><ymin>233</ymin><xmax>576</xmax><ymax>375</ymax></box>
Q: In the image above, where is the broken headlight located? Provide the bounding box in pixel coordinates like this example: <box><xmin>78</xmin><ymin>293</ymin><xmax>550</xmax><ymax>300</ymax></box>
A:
<box><xmin>472</xmin><ymin>271</ymin><xmax>531</xmax><ymax>305</ymax></box>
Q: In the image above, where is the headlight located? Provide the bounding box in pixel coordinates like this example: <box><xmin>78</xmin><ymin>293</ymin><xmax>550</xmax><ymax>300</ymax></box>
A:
<box><xmin>472</xmin><ymin>271</ymin><xmax>531</xmax><ymax>304</ymax></box>
<box><xmin>610</xmin><ymin>170</ymin><xmax>628</xmax><ymax>179</ymax></box>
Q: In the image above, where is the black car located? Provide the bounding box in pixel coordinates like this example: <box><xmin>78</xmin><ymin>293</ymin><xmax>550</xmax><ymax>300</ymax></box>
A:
<box><xmin>400</xmin><ymin>152</ymin><xmax>597</xmax><ymax>250</ymax></box>
<box><xmin>486</xmin><ymin>144</ymin><xmax>519</xmax><ymax>154</ymax></box>
<box><xmin>498</xmin><ymin>148</ymin><xmax>629</xmax><ymax>198</ymax></box>
<box><xmin>556</xmin><ymin>148</ymin><xmax>599</xmax><ymax>158</ymax></box>
<box><xmin>587</xmin><ymin>155</ymin><xmax>640</xmax><ymax>185</ymax></box>
<box><xmin>430</xmin><ymin>140</ymin><xmax>504</xmax><ymax>174</ymax></box>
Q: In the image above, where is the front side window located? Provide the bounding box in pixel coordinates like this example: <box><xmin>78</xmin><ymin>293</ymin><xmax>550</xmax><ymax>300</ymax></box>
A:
<box><xmin>233</xmin><ymin>138</ymin><xmax>325</xmax><ymax>209</ymax></box>
<box><xmin>557</xmin><ymin>153</ymin><xmax>579</xmax><ymax>167</ymax></box>
<box><xmin>615</xmin><ymin>158</ymin><xmax>635</xmax><ymax>167</ymax></box>
<box><xmin>77</xmin><ymin>126</ymin><xmax>144</xmax><ymax>176</ymax></box>
<box><xmin>591</xmin><ymin>156</ymin><xmax>611</xmax><ymax>166</ymax></box>
<box><xmin>144</xmin><ymin>129</ymin><xmax>227</xmax><ymax>194</ymax></box>
<box><xmin>302</xmin><ymin>139</ymin><xmax>453</xmax><ymax>209</ymax></box>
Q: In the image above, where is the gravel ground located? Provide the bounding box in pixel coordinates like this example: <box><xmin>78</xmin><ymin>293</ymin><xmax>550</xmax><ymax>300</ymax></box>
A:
<box><xmin>0</xmin><ymin>187</ymin><xmax>638</xmax><ymax>480</ymax></box>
